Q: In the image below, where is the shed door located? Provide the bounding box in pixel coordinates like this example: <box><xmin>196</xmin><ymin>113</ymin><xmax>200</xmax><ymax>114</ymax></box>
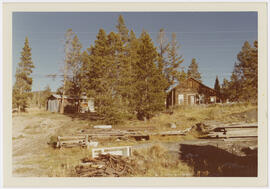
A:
<box><xmin>178</xmin><ymin>94</ymin><xmax>184</xmax><ymax>105</ymax></box>
<box><xmin>88</xmin><ymin>99</ymin><xmax>95</xmax><ymax>112</ymax></box>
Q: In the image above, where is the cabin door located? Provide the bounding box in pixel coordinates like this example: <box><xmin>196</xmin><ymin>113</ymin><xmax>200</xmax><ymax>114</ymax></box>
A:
<box><xmin>189</xmin><ymin>95</ymin><xmax>195</xmax><ymax>105</ymax></box>
<box><xmin>178</xmin><ymin>94</ymin><xmax>184</xmax><ymax>105</ymax></box>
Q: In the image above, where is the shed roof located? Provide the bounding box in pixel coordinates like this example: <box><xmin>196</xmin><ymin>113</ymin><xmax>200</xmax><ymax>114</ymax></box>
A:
<box><xmin>50</xmin><ymin>94</ymin><xmax>68</xmax><ymax>99</ymax></box>
<box><xmin>48</xmin><ymin>94</ymin><xmax>91</xmax><ymax>100</ymax></box>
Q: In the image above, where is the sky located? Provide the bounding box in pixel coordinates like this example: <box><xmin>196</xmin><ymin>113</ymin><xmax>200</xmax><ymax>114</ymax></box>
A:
<box><xmin>12</xmin><ymin>12</ymin><xmax>258</xmax><ymax>92</ymax></box>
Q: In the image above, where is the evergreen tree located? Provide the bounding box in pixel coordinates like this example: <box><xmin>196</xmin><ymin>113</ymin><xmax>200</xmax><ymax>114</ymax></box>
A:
<box><xmin>214</xmin><ymin>76</ymin><xmax>221</xmax><ymax>94</ymax></box>
<box><xmin>221</xmin><ymin>78</ymin><xmax>230</xmax><ymax>102</ymax></box>
<box><xmin>65</xmin><ymin>34</ymin><xmax>82</xmax><ymax>98</ymax></box>
<box><xmin>116</xmin><ymin>14</ymin><xmax>129</xmax><ymax>44</ymax></box>
<box><xmin>12</xmin><ymin>37</ymin><xmax>35</xmax><ymax>112</ymax></box>
<box><xmin>177</xmin><ymin>69</ymin><xmax>188</xmax><ymax>85</ymax></box>
<box><xmin>81</xmin><ymin>29</ymin><xmax>124</xmax><ymax>124</ymax></box>
<box><xmin>227</xmin><ymin>41</ymin><xmax>258</xmax><ymax>102</ymax></box>
<box><xmin>157</xmin><ymin>28</ymin><xmax>169</xmax><ymax>72</ymax></box>
<box><xmin>41</xmin><ymin>85</ymin><xmax>51</xmax><ymax>108</ymax></box>
<box><xmin>165</xmin><ymin>32</ymin><xmax>184</xmax><ymax>88</ymax></box>
<box><xmin>60</xmin><ymin>28</ymin><xmax>75</xmax><ymax>113</ymax></box>
<box><xmin>124</xmin><ymin>29</ymin><xmax>140</xmax><ymax>114</ymax></box>
<box><xmin>236</xmin><ymin>41</ymin><xmax>258</xmax><ymax>102</ymax></box>
<box><xmin>228</xmin><ymin>63</ymin><xmax>242</xmax><ymax>102</ymax></box>
<box><xmin>132</xmin><ymin>31</ymin><xmax>167</xmax><ymax>120</ymax></box>
<box><xmin>115</xmin><ymin>16</ymin><xmax>135</xmax><ymax>111</ymax></box>
<box><xmin>187</xmin><ymin>58</ymin><xmax>201</xmax><ymax>81</ymax></box>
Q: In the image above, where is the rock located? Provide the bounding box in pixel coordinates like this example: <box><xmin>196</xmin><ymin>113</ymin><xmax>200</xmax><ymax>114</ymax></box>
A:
<box><xmin>170</xmin><ymin>123</ymin><xmax>177</xmax><ymax>129</ymax></box>
<box><xmin>93</xmin><ymin>125</ymin><xmax>112</xmax><ymax>129</ymax></box>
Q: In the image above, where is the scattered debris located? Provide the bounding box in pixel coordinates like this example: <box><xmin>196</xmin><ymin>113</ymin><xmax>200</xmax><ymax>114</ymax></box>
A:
<box><xmin>75</xmin><ymin>153</ymin><xmax>135</xmax><ymax>177</ymax></box>
<box><xmin>54</xmin><ymin>122</ymin><xmax>257</xmax><ymax>149</ymax></box>
<box><xmin>92</xmin><ymin>146</ymin><xmax>131</xmax><ymax>158</ymax></box>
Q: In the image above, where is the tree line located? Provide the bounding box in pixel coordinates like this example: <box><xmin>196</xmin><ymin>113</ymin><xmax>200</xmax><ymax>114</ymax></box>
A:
<box><xmin>58</xmin><ymin>15</ymin><xmax>202</xmax><ymax>123</ymax></box>
<box><xmin>13</xmin><ymin>14</ymin><xmax>257</xmax><ymax>122</ymax></box>
<box><xmin>214</xmin><ymin>40</ymin><xmax>258</xmax><ymax>103</ymax></box>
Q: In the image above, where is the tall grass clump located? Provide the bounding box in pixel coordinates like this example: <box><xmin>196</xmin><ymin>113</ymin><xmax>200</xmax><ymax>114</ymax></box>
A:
<box><xmin>132</xmin><ymin>145</ymin><xmax>193</xmax><ymax>177</ymax></box>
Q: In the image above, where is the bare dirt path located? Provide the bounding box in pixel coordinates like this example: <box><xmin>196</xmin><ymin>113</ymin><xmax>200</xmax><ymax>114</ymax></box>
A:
<box><xmin>12</xmin><ymin>113</ymin><xmax>71</xmax><ymax>176</ymax></box>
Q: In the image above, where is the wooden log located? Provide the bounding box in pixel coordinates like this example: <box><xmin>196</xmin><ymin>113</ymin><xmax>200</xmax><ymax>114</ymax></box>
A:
<box><xmin>85</xmin><ymin>135</ymin><xmax>90</xmax><ymax>149</ymax></box>
<box><xmin>60</xmin><ymin>139</ymin><xmax>85</xmax><ymax>144</ymax></box>
<box><xmin>58</xmin><ymin>136</ymin><xmax>85</xmax><ymax>140</ymax></box>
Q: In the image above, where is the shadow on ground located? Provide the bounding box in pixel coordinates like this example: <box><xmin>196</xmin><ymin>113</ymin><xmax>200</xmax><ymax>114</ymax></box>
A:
<box><xmin>64</xmin><ymin>112</ymin><xmax>102</xmax><ymax>122</ymax></box>
<box><xmin>179</xmin><ymin>144</ymin><xmax>257</xmax><ymax>177</ymax></box>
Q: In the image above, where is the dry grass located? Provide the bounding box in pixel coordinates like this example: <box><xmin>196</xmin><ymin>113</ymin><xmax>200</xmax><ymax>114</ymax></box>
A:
<box><xmin>12</xmin><ymin>103</ymin><xmax>257</xmax><ymax>177</ymax></box>
<box><xmin>132</xmin><ymin>145</ymin><xmax>193</xmax><ymax>177</ymax></box>
<box><xmin>121</xmin><ymin>103</ymin><xmax>257</xmax><ymax>131</ymax></box>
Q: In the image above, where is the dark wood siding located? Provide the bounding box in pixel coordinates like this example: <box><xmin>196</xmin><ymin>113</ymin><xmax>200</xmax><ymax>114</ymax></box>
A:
<box><xmin>166</xmin><ymin>78</ymin><xmax>220</xmax><ymax>107</ymax></box>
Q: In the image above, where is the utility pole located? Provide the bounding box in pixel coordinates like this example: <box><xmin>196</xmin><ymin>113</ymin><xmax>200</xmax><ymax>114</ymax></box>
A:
<box><xmin>60</xmin><ymin>63</ymin><xmax>67</xmax><ymax>114</ymax></box>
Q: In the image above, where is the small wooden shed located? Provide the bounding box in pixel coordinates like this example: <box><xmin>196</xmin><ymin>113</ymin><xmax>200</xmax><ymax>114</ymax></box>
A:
<box><xmin>47</xmin><ymin>94</ymin><xmax>95</xmax><ymax>113</ymax></box>
<box><xmin>166</xmin><ymin>78</ymin><xmax>219</xmax><ymax>107</ymax></box>
<box><xmin>47</xmin><ymin>94</ymin><xmax>68</xmax><ymax>112</ymax></box>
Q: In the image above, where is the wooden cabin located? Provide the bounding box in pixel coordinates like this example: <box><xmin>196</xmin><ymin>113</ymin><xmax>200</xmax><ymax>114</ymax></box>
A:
<box><xmin>166</xmin><ymin>78</ymin><xmax>220</xmax><ymax>107</ymax></box>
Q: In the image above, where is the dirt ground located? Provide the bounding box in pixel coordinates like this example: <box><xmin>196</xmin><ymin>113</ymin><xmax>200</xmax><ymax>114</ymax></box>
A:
<box><xmin>12</xmin><ymin>104</ymin><xmax>258</xmax><ymax>177</ymax></box>
<box><xmin>12</xmin><ymin>113</ymin><xmax>71</xmax><ymax>176</ymax></box>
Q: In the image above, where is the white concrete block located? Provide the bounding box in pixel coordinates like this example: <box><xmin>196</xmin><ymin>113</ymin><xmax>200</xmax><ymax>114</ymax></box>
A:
<box><xmin>92</xmin><ymin>146</ymin><xmax>131</xmax><ymax>158</ymax></box>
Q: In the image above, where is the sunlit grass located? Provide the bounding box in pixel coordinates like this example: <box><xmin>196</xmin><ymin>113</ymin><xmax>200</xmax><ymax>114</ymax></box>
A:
<box><xmin>12</xmin><ymin>103</ymin><xmax>257</xmax><ymax>177</ymax></box>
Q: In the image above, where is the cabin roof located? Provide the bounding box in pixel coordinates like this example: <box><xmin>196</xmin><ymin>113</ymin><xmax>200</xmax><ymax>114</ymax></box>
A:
<box><xmin>50</xmin><ymin>94</ymin><xmax>68</xmax><ymax>99</ymax></box>
<box><xmin>188</xmin><ymin>77</ymin><xmax>217</xmax><ymax>93</ymax></box>
<box><xmin>168</xmin><ymin>77</ymin><xmax>217</xmax><ymax>94</ymax></box>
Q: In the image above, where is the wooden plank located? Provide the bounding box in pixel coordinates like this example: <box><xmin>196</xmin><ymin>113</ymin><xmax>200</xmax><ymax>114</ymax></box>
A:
<box><xmin>58</xmin><ymin>136</ymin><xmax>85</xmax><ymax>140</ymax></box>
<box><xmin>60</xmin><ymin>139</ymin><xmax>85</xmax><ymax>144</ymax></box>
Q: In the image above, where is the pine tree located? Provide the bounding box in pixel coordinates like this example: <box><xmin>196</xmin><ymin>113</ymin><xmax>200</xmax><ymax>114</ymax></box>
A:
<box><xmin>157</xmin><ymin>28</ymin><xmax>169</xmax><ymax>72</ymax></box>
<box><xmin>214</xmin><ymin>76</ymin><xmax>221</xmax><ymax>94</ymax></box>
<box><xmin>221</xmin><ymin>78</ymin><xmax>230</xmax><ymax>102</ymax></box>
<box><xmin>116</xmin><ymin>14</ymin><xmax>129</xmax><ymax>44</ymax></box>
<box><xmin>177</xmin><ymin>69</ymin><xmax>188</xmax><ymax>85</ymax></box>
<box><xmin>65</xmin><ymin>34</ymin><xmax>82</xmax><ymax>98</ymax></box>
<box><xmin>227</xmin><ymin>41</ymin><xmax>258</xmax><ymax>102</ymax></box>
<box><xmin>236</xmin><ymin>41</ymin><xmax>258</xmax><ymax>102</ymax></box>
<box><xmin>132</xmin><ymin>31</ymin><xmax>167</xmax><ymax>120</ymax></box>
<box><xmin>165</xmin><ymin>32</ymin><xmax>184</xmax><ymax>88</ymax></box>
<box><xmin>123</xmin><ymin>29</ymin><xmax>140</xmax><ymax>114</ymax></box>
<box><xmin>187</xmin><ymin>58</ymin><xmax>201</xmax><ymax>82</ymax></box>
<box><xmin>60</xmin><ymin>28</ymin><xmax>75</xmax><ymax>113</ymax></box>
<box><xmin>81</xmin><ymin>29</ymin><xmax>124</xmax><ymax>124</ymax></box>
<box><xmin>228</xmin><ymin>63</ymin><xmax>242</xmax><ymax>102</ymax></box>
<box><xmin>12</xmin><ymin>37</ymin><xmax>35</xmax><ymax>112</ymax></box>
<box><xmin>115</xmin><ymin>16</ymin><xmax>132</xmax><ymax>104</ymax></box>
<box><xmin>41</xmin><ymin>85</ymin><xmax>51</xmax><ymax>109</ymax></box>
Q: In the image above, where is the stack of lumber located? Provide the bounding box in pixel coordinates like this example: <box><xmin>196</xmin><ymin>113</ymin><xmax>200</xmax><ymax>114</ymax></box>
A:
<box><xmin>56</xmin><ymin>135</ymin><xmax>85</xmax><ymax>148</ymax></box>
<box><xmin>75</xmin><ymin>154</ymin><xmax>135</xmax><ymax>177</ymax></box>
<box><xmin>56</xmin><ymin>135</ymin><xmax>98</xmax><ymax>148</ymax></box>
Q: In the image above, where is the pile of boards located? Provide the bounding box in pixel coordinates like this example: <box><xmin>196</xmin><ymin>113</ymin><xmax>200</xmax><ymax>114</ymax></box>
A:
<box><xmin>75</xmin><ymin>154</ymin><xmax>135</xmax><ymax>177</ymax></box>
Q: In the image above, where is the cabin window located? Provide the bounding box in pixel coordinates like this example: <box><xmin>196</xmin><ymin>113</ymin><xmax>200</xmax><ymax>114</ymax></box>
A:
<box><xmin>210</xmin><ymin>96</ymin><xmax>216</xmax><ymax>103</ymax></box>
